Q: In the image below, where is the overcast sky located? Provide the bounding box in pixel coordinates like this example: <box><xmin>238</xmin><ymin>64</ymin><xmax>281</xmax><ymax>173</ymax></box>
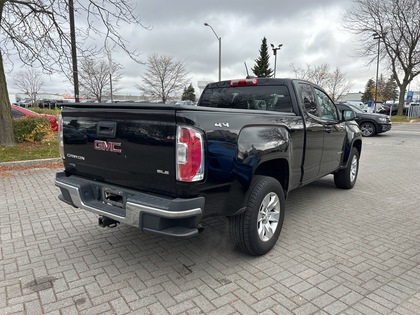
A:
<box><xmin>6</xmin><ymin>0</ymin><xmax>403</xmax><ymax>98</ymax></box>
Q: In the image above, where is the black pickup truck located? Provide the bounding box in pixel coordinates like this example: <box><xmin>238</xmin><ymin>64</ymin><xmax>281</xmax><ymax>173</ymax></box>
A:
<box><xmin>55</xmin><ymin>78</ymin><xmax>362</xmax><ymax>255</ymax></box>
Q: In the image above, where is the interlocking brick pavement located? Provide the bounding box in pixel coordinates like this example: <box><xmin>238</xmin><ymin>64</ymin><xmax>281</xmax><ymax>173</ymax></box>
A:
<box><xmin>1</xmin><ymin>123</ymin><xmax>419</xmax><ymax>314</ymax></box>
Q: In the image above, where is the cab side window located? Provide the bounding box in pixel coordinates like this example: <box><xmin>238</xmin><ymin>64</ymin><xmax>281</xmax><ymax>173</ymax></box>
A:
<box><xmin>314</xmin><ymin>88</ymin><xmax>338</xmax><ymax>121</ymax></box>
<box><xmin>298</xmin><ymin>83</ymin><xmax>318</xmax><ymax>116</ymax></box>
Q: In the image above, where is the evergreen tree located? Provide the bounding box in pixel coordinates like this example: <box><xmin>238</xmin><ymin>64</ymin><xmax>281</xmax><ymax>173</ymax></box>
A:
<box><xmin>377</xmin><ymin>74</ymin><xmax>386</xmax><ymax>102</ymax></box>
<box><xmin>382</xmin><ymin>75</ymin><xmax>399</xmax><ymax>101</ymax></box>
<box><xmin>361</xmin><ymin>78</ymin><xmax>376</xmax><ymax>103</ymax></box>
<box><xmin>181</xmin><ymin>84</ymin><xmax>196</xmax><ymax>102</ymax></box>
<box><xmin>252</xmin><ymin>37</ymin><xmax>273</xmax><ymax>77</ymax></box>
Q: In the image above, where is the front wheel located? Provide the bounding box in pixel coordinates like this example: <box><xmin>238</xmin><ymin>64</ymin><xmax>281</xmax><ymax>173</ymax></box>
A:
<box><xmin>229</xmin><ymin>176</ymin><xmax>285</xmax><ymax>256</ymax></box>
<box><xmin>334</xmin><ymin>147</ymin><xmax>360</xmax><ymax>189</ymax></box>
<box><xmin>360</xmin><ymin>122</ymin><xmax>376</xmax><ymax>137</ymax></box>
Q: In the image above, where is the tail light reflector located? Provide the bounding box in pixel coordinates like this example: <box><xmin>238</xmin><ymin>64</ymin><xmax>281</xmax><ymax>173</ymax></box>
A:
<box><xmin>176</xmin><ymin>126</ymin><xmax>204</xmax><ymax>182</ymax></box>
<box><xmin>58</xmin><ymin>115</ymin><xmax>65</xmax><ymax>159</ymax></box>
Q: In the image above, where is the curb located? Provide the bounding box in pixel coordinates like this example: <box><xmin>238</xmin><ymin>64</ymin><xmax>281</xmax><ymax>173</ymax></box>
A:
<box><xmin>391</xmin><ymin>120</ymin><xmax>420</xmax><ymax>123</ymax></box>
<box><xmin>0</xmin><ymin>158</ymin><xmax>62</xmax><ymax>168</ymax></box>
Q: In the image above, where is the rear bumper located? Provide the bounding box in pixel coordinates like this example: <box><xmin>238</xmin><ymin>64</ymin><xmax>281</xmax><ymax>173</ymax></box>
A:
<box><xmin>55</xmin><ymin>172</ymin><xmax>204</xmax><ymax>237</ymax></box>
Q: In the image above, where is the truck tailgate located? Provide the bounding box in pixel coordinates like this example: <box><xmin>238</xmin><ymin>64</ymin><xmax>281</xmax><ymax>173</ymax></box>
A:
<box><xmin>62</xmin><ymin>107</ymin><xmax>177</xmax><ymax>195</ymax></box>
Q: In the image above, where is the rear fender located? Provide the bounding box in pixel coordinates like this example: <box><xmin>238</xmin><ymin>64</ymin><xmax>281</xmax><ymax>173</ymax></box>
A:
<box><xmin>236</xmin><ymin>125</ymin><xmax>290</xmax><ymax>187</ymax></box>
<box><xmin>219</xmin><ymin>126</ymin><xmax>291</xmax><ymax>217</ymax></box>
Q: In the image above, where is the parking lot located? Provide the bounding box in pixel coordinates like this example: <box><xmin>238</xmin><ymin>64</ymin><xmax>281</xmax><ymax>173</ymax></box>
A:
<box><xmin>1</xmin><ymin>123</ymin><xmax>419</xmax><ymax>315</ymax></box>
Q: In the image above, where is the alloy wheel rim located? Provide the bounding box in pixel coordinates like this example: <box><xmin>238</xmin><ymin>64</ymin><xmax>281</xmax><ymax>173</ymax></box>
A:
<box><xmin>257</xmin><ymin>192</ymin><xmax>280</xmax><ymax>242</ymax></box>
<box><xmin>361</xmin><ymin>124</ymin><xmax>373</xmax><ymax>136</ymax></box>
<box><xmin>350</xmin><ymin>155</ymin><xmax>358</xmax><ymax>183</ymax></box>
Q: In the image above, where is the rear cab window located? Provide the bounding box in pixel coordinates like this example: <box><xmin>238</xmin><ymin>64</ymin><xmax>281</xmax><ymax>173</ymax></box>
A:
<box><xmin>199</xmin><ymin>85</ymin><xmax>293</xmax><ymax>113</ymax></box>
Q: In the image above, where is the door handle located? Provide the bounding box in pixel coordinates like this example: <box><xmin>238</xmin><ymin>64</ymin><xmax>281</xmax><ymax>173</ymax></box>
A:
<box><xmin>97</xmin><ymin>121</ymin><xmax>117</xmax><ymax>137</ymax></box>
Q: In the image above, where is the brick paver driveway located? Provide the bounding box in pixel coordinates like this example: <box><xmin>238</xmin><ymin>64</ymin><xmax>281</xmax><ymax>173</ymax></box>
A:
<box><xmin>1</xmin><ymin>123</ymin><xmax>419</xmax><ymax>315</ymax></box>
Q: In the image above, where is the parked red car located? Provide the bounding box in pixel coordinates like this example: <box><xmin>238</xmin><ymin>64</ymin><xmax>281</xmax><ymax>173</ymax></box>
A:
<box><xmin>11</xmin><ymin>105</ymin><xmax>58</xmax><ymax>131</ymax></box>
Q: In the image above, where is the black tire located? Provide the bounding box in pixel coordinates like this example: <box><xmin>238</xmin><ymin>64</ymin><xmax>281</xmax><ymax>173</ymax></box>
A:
<box><xmin>229</xmin><ymin>176</ymin><xmax>285</xmax><ymax>256</ymax></box>
<box><xmin>360</xmin><ymin>122</ymin><xmax>376</xmax><ymax>137</ymax></box>
<box><xmin>334</xmin><ymin>147</ymin><xmax>360</xmax><ymax>189</ymax></box>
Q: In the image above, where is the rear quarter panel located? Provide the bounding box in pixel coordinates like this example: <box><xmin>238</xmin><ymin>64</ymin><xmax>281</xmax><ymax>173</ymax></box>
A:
<box><xmin>176</xmin><ymin>108</ymin><xmax>305</xmax><ymax>216</ymax></box>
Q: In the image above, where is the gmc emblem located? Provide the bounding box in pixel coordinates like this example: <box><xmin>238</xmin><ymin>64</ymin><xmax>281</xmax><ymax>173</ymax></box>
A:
<box><xmin>94</xmin><ymin>140</ymin><xmax>122</xmax><ymax>153</ymax></box>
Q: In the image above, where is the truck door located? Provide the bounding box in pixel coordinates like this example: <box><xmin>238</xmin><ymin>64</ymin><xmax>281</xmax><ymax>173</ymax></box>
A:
<box><xmin>296</xmin><ymin>83</ymin><xmax>324</xmax><ymax>183</ymax></box>
<box><xmin>313</xmin><ymin>88</ymin><xmax>346</xmax><ymax>175</ymax></box>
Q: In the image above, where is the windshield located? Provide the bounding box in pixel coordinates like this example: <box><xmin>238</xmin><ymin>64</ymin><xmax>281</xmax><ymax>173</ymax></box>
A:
<box><xmin>199</xmin><ymin>85</ymin><xmax>293</xmax><ymax>112</ymax></box>
<box><xmin>346</xmin><ymin>104</ymin><xmax>365</xmax><ymax>113</ymax></box>
<box><xmin>13</xmin><ymin>106</ymin><xmax>37</xmax><ymax>115</ymax></box>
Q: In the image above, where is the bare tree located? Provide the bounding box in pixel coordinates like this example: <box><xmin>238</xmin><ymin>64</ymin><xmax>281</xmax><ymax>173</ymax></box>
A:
<box><xmin>325</xmin><ymin>67</ymin><xmax>353</xmax><ymax>102</ymax></box>
<box><xmin>0</xmin><ymin>1</ymin><xmax>147</xmax><ymax>146</ymax></box>
<box><xmin>290</xmin><ymin>63</ymin><xmax>311</xmax><ymax>80</ymax></box>
<box><xmin>291</xmin><ymin>63</ymin><xmax>352</xmax><ymax>101</ymax></box>
<box><xmin>344</xmin><ymin>0</ymin><xmax>420</xmax><ymax>115</ymax></box>
<box><xmin>79</xmin><ymin>57</ymin><xmax>121</xmax><ymax>102</ymax></box>
<box><xmin>137</xmin><ymin>54</ymin><xmax>189</xmax><ymax>103</ymax></box>
<box><xmin>14</xmin><ymin>69</ymin><xmax>44</xmax><ymax>105</ymax></box>
<box><xmin>308</xmin><ymin>64</ymin><xmax>331</xmax><ymax>87</ymax></box>
<box><xmin>290</xmin><ymin>63</ymin><xmax>331</xmax><ymax>86</ymax></box>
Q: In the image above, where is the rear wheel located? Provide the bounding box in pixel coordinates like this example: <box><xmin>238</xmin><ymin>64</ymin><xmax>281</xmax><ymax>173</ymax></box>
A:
<box><xmin>334</xmin><ymin>147</ymin><xmax>359</xmax><ymax>189</ymax></box>
<box><xmin>229</xmin><ymin>176</ymin><xmax>285</xmax><ymax>256</ymax></box>
<box><xmin>360</xmin><ymin>122</ymin><xmax>376</xmax><ymax>137</ymax></box>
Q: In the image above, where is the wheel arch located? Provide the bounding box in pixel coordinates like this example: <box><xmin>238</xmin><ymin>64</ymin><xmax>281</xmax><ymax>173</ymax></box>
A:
<box><xmin>254</xmin><ymin>158</ymin><xmax>289</xmax><ymax>195</ymax></box>
<box><xmin>353</xmin><ymin>139</ymin><xmax>362</xmax><ymax>156</ymax></box>
<box><xmin>229</xmin><ymin>174</ymin><xmax>286</xmax><ymax>256</ymax></box>
<box><xmin>343</xmin><ymin>138</ymin><xmax>362</xmax><ymax>166</ymax></box>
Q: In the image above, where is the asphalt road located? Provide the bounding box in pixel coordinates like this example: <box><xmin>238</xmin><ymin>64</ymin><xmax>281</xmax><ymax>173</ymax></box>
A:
<box><xmin>1</xmin><ymin>123</ymin><xmax>419</xmax><ymax>315</ymax></box>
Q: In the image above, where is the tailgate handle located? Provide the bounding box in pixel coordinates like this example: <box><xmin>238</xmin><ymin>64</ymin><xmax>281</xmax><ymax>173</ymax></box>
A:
<box><xmin>97</xmin><ymin>121</ymin><xmax>117</xmax><ymax>137</ymax></box>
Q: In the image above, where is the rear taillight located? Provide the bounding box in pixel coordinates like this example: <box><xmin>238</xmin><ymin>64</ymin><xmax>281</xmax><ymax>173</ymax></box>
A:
<box><xmin>58</xmin><ymin>115</ymin><xmax>64</xmax><ymax>159</ymax></box>
<box><xmin>176</xmin><ymin>126</ymin><xmax>204</xmax><ymax>182</ymax></box>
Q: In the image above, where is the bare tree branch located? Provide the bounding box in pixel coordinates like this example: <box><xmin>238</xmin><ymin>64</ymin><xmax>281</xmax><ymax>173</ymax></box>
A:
<box><xmin>0</xmin><ymin>0</ymin><xmax>148</xmax><ymax>145</ymax></box>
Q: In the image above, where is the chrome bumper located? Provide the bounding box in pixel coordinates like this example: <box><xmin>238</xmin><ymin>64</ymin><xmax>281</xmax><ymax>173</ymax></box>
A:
<box><xmin>55</xmin><ymin>172</ymin><xmax>204</xmax><ymax>237</ymax></box>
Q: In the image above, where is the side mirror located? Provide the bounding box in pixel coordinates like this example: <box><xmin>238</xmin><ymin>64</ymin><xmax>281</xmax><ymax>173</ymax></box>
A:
<box><xmin>342</xmin><ymin>109</ymin><xmax>355</xmax><ymax>121</ymax></box>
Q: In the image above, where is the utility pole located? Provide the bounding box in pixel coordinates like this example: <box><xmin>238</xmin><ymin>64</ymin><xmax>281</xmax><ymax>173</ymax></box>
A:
<box><xmin>107</xmin><ymin>48</ymin><xmax>114</xmax><ymax>102</ymax></box>
<box><xmin>69</xmin><ymin>0</ymin><xmax>79</xmax><ymax>102</ymax></box>
<box><xmin>373</xmin><ymin>33</ymin><xmax>380</xmax><ymax>113</ymax></box>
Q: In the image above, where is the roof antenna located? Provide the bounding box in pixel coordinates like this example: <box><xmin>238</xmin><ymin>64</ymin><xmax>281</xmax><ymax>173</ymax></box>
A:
<box><xmin>244</xmin><ymin>62</ymin><xmax>256</xmax><ymax>79</ymax></box>
<box><xmin>244</xmin><ymin>62</ymin><xmax>250</xmax><ymax>78</ymax></box>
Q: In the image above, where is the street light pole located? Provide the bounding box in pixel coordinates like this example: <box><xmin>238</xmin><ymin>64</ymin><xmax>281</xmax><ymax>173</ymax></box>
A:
<box><xmin>204</xmin><ymin>23</ymin><xmax>221</xmax><ymax>81</ymax></box>
<box><xmin>373</xmin><ymin>33</ymin><xmax>381</xmax><ymax>113</ymax></box>
<box><xmin>270</xmin><ymin>43</ymin><xmax>283</xmax><ymax>78</ymax></box>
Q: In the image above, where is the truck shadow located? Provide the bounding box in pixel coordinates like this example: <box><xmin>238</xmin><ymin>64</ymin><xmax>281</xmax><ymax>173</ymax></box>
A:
<box><xmin>81</xmin><ymin>175</ymin><xmax>345</xmax><ymax>258</ymax></box>
<box><xmin>36</xmin><ymin>174</ymin><xmax>362</xmax><ymax>302</ymax></box>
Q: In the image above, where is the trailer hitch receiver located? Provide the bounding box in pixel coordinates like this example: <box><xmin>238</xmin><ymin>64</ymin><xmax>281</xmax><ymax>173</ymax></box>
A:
<box><xmin>98</xmin><ymin>216</ymin><xmax>119</xmax><ymax>228</ymax></box>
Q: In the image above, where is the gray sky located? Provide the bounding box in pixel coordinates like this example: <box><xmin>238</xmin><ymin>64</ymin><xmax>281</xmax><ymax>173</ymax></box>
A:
<box><xmin>7</xmin><ymin>0</ymin><xmax>393</xmax><ymax>98</ymax></box>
